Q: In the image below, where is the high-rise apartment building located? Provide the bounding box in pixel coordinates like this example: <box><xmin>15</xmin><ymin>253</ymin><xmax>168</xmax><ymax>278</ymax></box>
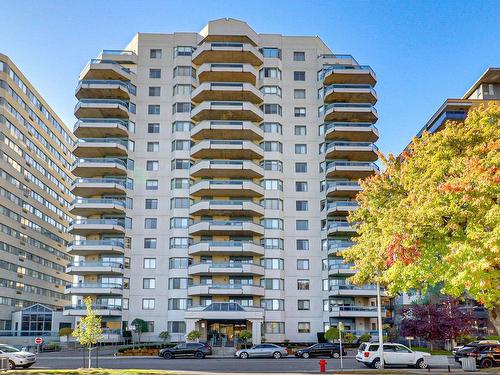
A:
<box><xmin>0</xmin><ymin>54</ymin><xmax>74</xmax><ymax>334</ymax></box>
<box><xmin>69</xmin><ymin>18</ymin><xmax>384</xmax><ymax>344</ymax></box>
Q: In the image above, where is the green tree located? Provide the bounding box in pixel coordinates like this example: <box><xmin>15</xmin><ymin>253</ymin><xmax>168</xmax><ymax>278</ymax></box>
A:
<box><xmin>71</xmin><ymin>297</ymin><xmax>103</xmax><ymax>368</ymax></box>
<box><xmin>187</xmin><ymin>330</ymin><xmax>202</xmax><ymax>342</ymax></box>
<box><xmin>159</xmin><ymin>331</ymin><xmax>170</xmax><ymax>344</ymax></box>
<box><xmin>343</xmin><ymin>104</ymin><xmax>500</xmax><ymax>332</ymax></box>
<box><xmin>131</xmin><ymin>318</ymin><xmax>148</xmax><ymax>344</ymax></box>
<box><xmin>324</xmin><ymin>327</ymin><xmax>340</xmax><ymax>342</ymax></box>
<box><xmin>239</xmin><ymin>330</ymin><xmax>252</xmax><ymax>348</ymax></box>
<box><xmin>342</xmin><ymin>332</ymin><xmax>356</xmax><ymax>343</ymax></box>
<box><xmin>359</xmin><ymin>333</ymin><xmax>372</xmax><ymax>343</ymax></box>
<box><xmin>58</xmin><ymin>327</ymin><xmax>73</xmax><ymax>341</ymax></box>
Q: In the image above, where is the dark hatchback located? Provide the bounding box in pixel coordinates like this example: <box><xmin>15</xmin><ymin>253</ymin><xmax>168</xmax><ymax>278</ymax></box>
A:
<box><xmin>295</xmin><ymin>343</ymin><xmax>347</xmax><ymax>358</ymax></box>
<box><xmin>454</xmin><ymin>344</ymin><xmax>500</xmax><ymax>368</ymax></box>
<box><xmin>159</xmin><ymin>342</ymin><xmax>212</xmax><ymax>359</ymax></box>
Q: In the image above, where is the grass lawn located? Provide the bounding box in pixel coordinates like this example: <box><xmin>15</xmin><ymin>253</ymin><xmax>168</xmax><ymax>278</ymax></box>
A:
<box><xmin>5</xmin><ymin>370</ymin><xmax>177</xmax><ymax>375</ymax></box>
<box><xmin>411</xmin><ymin>346</ymin><xmax>452</xmax><ymax>356</ymax></box>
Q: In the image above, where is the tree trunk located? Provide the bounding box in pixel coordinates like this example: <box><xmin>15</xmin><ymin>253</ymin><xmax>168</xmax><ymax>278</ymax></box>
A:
<box><xmin>429</xmin><ymin>341</ymin><xmax>434</xmax><ymax>352</ymax></box>
<box><xmin>489</xmin><ymin>306</ymin><xmax>500</xmax><ymax>335</ymax></box>
<box><xmin>88</xmin><ymin>347</ymin><xmax>92</xmax><ymax>369</ymax></box>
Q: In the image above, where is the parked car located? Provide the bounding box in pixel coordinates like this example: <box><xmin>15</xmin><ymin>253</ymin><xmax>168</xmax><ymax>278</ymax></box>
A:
<box><xmin>235</xmin><ymin>343</ymin><xmax>288</xmax><ymax>359</ymax></box>
<box><xmin>295</xmin><ymin>343</ymin><xmax>346</xmax><ymax>358</ymax></box>
<box><xmin>0</xmin><ymin>344</ymin><xmax>36</xmax><ymax>369</ymax></box>
<box><xmin>356</xmin><ymin>342</ymin><xmax>430</xmax><ymax>369</ymax></box>
<box><xmin>452</xmin><ymin>340</ymin><xmax>500</xmax><ymax>355</ymax></box>
<box><xmin>159</xmin><ymin>342</ymin><xmax>212</xmax><ymax>359</ymax></box>
<box><xmin>454</xmin><ymin>344</ymin><xmax>500</xmax><ymax>368</ymax></box>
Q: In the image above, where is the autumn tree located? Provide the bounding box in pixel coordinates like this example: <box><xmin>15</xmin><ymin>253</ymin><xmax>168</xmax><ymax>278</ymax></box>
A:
<box><xmin>343</xmin><ymin>104</ymin><xmax>500</xmax><ymax>332</ymax></box>
<box><xmin>72</xmin><ymin>297</ymin><xmax>103</xmax><ymax>368</ymax></box>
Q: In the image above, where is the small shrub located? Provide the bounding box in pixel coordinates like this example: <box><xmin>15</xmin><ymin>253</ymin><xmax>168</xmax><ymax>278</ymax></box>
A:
<box><xmin>359</xmin><ymin>333</ymin><xmax>372</xmax><ymax>343</ymax></box>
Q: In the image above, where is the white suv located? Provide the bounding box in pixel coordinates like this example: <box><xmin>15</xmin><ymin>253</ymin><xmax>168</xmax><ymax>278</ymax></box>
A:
<box><xmin>356</xmin><ymin>342</ymin><xmax>430</xmax><ymax>369</ymax></box>
<box><xmin>0</xmin><ymin>344</ymin><xmax>36</xmax><ymax>369</ymax></box>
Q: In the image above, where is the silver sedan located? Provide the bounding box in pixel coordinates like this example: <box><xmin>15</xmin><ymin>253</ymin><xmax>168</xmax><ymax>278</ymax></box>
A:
<box><xmin>235</xmin><ymin>343</ymin><xmax>288</xmax><ymax>359</ymax></box>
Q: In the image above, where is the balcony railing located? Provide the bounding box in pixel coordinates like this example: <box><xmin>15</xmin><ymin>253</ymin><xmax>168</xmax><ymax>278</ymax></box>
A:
<box><xmin>77</xmin><ymin>80</ymin><xmax>136</xmax><ymax>95</ymax></box>
<box><xmin>325</xmin><ymin>181</ymin><xmax>360</xmax><ymax>190</ymax></box>
<box><xmin>191</xmin><ymin>220</ymin><xmax>260</xmax><ymax>228</ymax></box>
<box><xmin>69</xmin><ymin>239</ymin><xmax>125</xmax><ymax>248</ymax></box>
<box><xmin>72</xmin><ymin>158</ymin><xmax>127</xmax><ymax>168</ymax></box>
<box><xmin>329</xmin><ymin>284</ymin><xmax>377</xmax><ymax>291</ymax></box>
<box><xmin>323</xmin><ymin>221</ymin><xmax>356</xmax><ymax>231</ymax></box>
<box><xmin>325</xmin><ymin>141</ymin><xmax>378</xmax><ymax>152</ymax></box>
<box><xmin>70</xmin><ymin>218</ymin><xmax>125</xmax><ymax>227</ymax></box>
<box><xmin>324</xmin><ymin>240</ymin><xmax>356</xmax><ymax>252</ymax></box>
<box><xmin>87</xmin><ymin>59</ymin><xmax>133</xmax><ymax>74</ymax></box>
<box><xmin>66</xmin><ymin>282</ymin><xmax>123</xmax><ymax>289</ymax></box>
<box><xmin>73</xmin><ymin>177</ymin><xmax>132</xmax><ymax>189</ymax></box>
<box><xmin>324</xmin><ymin>103</ymin><xmax>376</xmax><ymax>111</ymax></box>
<box><xmin>64</xmin><ymin>304</ymin><xmax>122</xmax><ymax>311</ymax></box>
<box><xmin>319</xmin><ymin>65</ymin><xmax>375</xmax><ymax>80</ymax></box>
<box><xmin>191</xmin><ymin>283</ymin><xmax>261</xmax><ymax>289</ymax></box>
<box><xmin>67</xmin><ymin>261</ymin><xmax>124</xmax><ymax>269</ymax></box>
<box><xmin>190</xmin><ymin>261</ymin><xmax>259</xmax><ymax>268</ymax></box>
<box><xmin>323</xmin><ymin>161</ymin><xmax>380</xmax><ymax>172</ymax></box>
<box><xmin>76</xmin><ymin>98</ymin><xmax>131</xmax><ymax>109</ymax></box>
<box><xmin>76</xmin><ymin>138</ymin><xmax>129</xmax><ymax>147</ymax></box>
<box><xmin>75</xmin><ymin>118</ymin><xmax>130</xmax><ymax>128</ymax></box>
<box><xmin>324</xmin><ymin>201</ymin><xmax>359</xmax><ymax>211</ymax></box>
<box><xmin>71</xmin><ymin>198</ymin><xmax>127</xmax><ymax>207</ymax></box>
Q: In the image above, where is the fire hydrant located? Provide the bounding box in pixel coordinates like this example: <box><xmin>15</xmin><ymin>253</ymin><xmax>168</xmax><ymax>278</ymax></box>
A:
<box><xmin>319</xmin><ymin>359</ymin><xmax>327</xmax><ymax>373</ymax></box>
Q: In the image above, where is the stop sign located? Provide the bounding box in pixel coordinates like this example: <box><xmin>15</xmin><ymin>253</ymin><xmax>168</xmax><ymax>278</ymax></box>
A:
<box><xmin>34</xmin><ymin>337</ymin><xmax>43</xmax><ymax>345</ymax></box>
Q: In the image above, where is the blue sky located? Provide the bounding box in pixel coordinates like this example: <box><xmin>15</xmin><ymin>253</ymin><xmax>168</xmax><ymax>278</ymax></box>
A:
<box><xmin>1</xmin><ymin>0</ymin><xmax>499</xmax><ymax>155</ymax></box>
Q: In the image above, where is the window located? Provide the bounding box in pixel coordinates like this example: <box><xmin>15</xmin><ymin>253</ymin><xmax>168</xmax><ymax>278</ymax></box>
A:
<box><xmin>168</xmin><ymin>298</ymin><xmax>192</xmax><ymax>310</ymax></box>
<box><xmin>174</xmin><ymin>46</ymin><xmax>193</xmax><ymax>56</ymax></box>
<box><xmin>261</xmin><ymin>238</ymin><xmax>284</xmax><ymax>250</ymax></box>
<box><xmin>296</xmin><ymin>200</ymin><xmax>308</xmax><ymax>211</ymax></box>
<box><xmin>260</xmin><ymin>86</ymin><xmax>282</xmax><ymax>97</ymax></box>
<box><xmin>260</xmin><ymin>160</ymin><xmax>283</xmax><ymax>172</ymax></box>
<box><xmin>260</xmin><ymin>141</ymin><xmax>283</xmax><ymax>153</ymax></box>
<box><xmin>168</xmin><ymin>278</ymin><xmax>191</xmax><ymax>289</ymax></box>
<box><xmin>143</xmin><ymin>278</ymin><xmax>156</xmax><ymax>289</ymax></box>
<box><xmin>173</xmin><ymin>84</ymin><xmax>193</xmax><ymax>95</ymax></box>
<box><xmin>297</xmin><ymin>239</ymin><xmax>309</xmax><ymax>251</ymax></box>
<box><xmin>172</xmin><ymin>102</ymin><xmax>191</xmax><ymax>114</ymax></box>
<box><xmin>298</xmin><ymin>300</ymin><xmax>310</xmax><ymax>310</ymax></box>
<box><xmin>261</xmin><ymin>218</ymin><xmax>283</xmax><ymax>230</ymax></box>
<box><xmin>146</xmin><ymin>179</ymin><xmax>158</xmax><ymax>190</ymax></box>
<box><xmin>260</xmin><ymin>48</ymin><xmax>281</xmax><ymax>58</ymax></box>
<box><xmin>263</xmin><ymin>322</ymin><xmax>285</xmax><ymax>334</ymax></box>
<box><xmin>298</xmin><ymin>322</ymin><xmax>311</xmax><ymax>333</ymax></box>
<box><xmin>260</xmin><ymin>299</ymin><xmax>285</xmax><ymax>311</ymax></box>
<box><xmin>297</xmin><ymin>259</ymin><xmax>310</xmax><ymax>270</ymax></box>
<box><xmin>295</xmin><ymin>144</ymin><xmax>307</xmax><ymax>154</ymax></box>
<box><xmin>143</xmin><ymin>258</ymin><xmax>156</xmax><ymax>269</ymax></box>
<box><xmin>294</xmin><ymin>89</ymin><xmax>306</xmax><ymax>99</ymax></box>
<box><xmin>148</xmin><ymin>123</ymin><xmax>160</xmax><ymax>133</ymax></box>
<box><xmin>169</xmin><ymin>237</ymin><xmax>190</xmax><ymax>249</ymax></box>
<box><xmin>169</xmin><ymin>257</ymin><xmax>190</xmax><ymax>269</ymax></box>
<box><xmin>149</xmin><ymin>87</ymin><xmax>161</xmax><ymax>96</ymax></box>
<box><xmin>147</xmin><ymin>142</ymin><xmax>159</xmax><ymax>152</ymax></box>
<box><xmin>145</xmin><ymin>199</ymin><xmax>158</xmax><ymax>209</ymax></box>
<box><xmin>149</xmin><ymin>69</ymin><xmax>161</xmax><ymax>79</ymax></box>
<box><xmin>170</xmin><ymin>197</ymin><xmax>190</xmax><ymax>209</ymax></box>
<box><xmin>260</xmin><ymin>198</ymin><xmax>283</xmax><ymax>210</ymax></box>
<box><xmin>173</xmin><ymin>66</ymin><xmax>195</xmax><ymax>78</ymax></box>
<box><xmin>261</xmin><ymin>104</ymin><xmax>282</xmax><ymax>115</ymax></box>
<box><xmin>297</xmin><ymin>279</ymin><xmax>310</xmax><ymax>290</ymax></box>
<box><xmin>144</xmin><ymin>218</ymin><xmax>157</xmax><ymax>229</ymax></box>
<box><xmin>259</xmin><ymin>68</ymin><xmax>282</xmax><ymax>79</ymax></box>
<box><xmin>261</xmin><ymin>179</ymin><xmax>283</xmax><ymax>191</ymax></box>
<box><xmin>148</xmin><ymin>105</ymin><xmax>160</xmax><ymax>115</ymax></box>
<box><xmin>260</xmin><ymin>122</ymin><xmax>282</xmax><ymax>134</ymax></box>
<box><xmin>295</xmin><ymin>162</ymin><xmax>307</xmax><ymax>173</ymax></box>
<box><xmin>293</xmin><ymin>51</ymin><xmax>306</xmax><ymax>61</ymax></box>
<box><xmin>144</xmin><ymin>238</ymin><xmax>157</xmax><ymax>249</ymax></box>
<box><xmin>295</xmin><ymin>126</ymin><xmax>307</xmax><ymax>135</ymax></box>
<box><xmin>171</xmin><ymin>178</ymin><xmax>190</xmax><ymax>189</ymax></box>
<box><xmin>296</xmin><ymin>220</ymin><xmax>309</xmax><ymax>231</ymax></box>
<box><xmin>146</xmin><ymin>160</ymin><xmax>159</xmax><ymax>171</ymax></box>
<box><xmin>171</xmin><ymin>140</ymin><xmax>191</xmax><ymax>151</ymax></box>
<box><xmin>172</xmin><ymin>121</ymin><xmax>192</xmax><ymax>132</ymax></box>
<box><xmin>170</xmin><ymin>217</ymin><xmax>189</xmax><ymax>229</ymax></box>
<box><xmin>261</xmin><ymin>258</ymin><xmax>284</xmax><ymax>270</ymax></box>
<box><xmin>294</xmin><ymin>71</ymin><xmax>306</xmax><ymax>81</ymax></box>
<box><xmin>171</xmin><ymin>159</ymin><xmax>191</xmax><ymax>170</ymax></box>
<box><xmin>296</xmin><ymin>181</ymin><xmax>308</xmax><ymax>192</ymax></box>
<box><xmin>261</xmin><ymin>278</ymin><xmax>284</xmax><ymax>290</ymax></box>
<box><xmin>150</xmin><ymin>49</ymin><xmax>162</xmax><ymax>58</ymax></box>
<box><xmin>294</xmin><ymin>107</ymin><xmax>306</xmax><ymax>117</ymax></box>
<box><xmin>142</xmin><ymin>298</ymin><xmax>155</xmax><ymax>310</ymax></box>
<box><xmin>168</xmin><ymin>321</ymin><xmax>186</xmax><ymax>333</ymax></box>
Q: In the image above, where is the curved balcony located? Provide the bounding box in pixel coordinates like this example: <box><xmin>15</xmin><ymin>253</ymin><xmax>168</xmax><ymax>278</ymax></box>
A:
<box><xmin>192</xmin><ymin>42</ymin><xmax>263</xmax><ymax>66</ymax></box>
<box><xmin>69</xmin><ymin>198</ymin><xmax>126</xmax><ymax>216</ymax></box>
<box><xmin>197</xmin><ymin>63</ymin><xmax>258</xmax><ymax>84</ymax></box>
<box><xmin>68</xmin><ymin>219</ymin><xmax>125</xmax><ymax>236</ymax></box>
<box><xmin>325</xmin><ymin>181</ymin><xmax>362</xmax><ymax>198</ymax></box>
<box><xmin>63</xmin><ymin>304</ymin><xmax>122</xmax><ymax>317</ymax></box>
<box><xmin>189</xmin><ymin>220</ymin><xmax>264</xmax><ymax>236</ymax></box>
<box><xmin>74</xmin><ymin>99</ymin><xmax>131</xmax><ymax>119</ymax></box>
<box><xmin>323</xmin><ymin>122</ymin><xmax>379</xmax><ymax>142</ymax></box>
<box><xmin>322</xmin><ymin>65</ymin><xmax>376</xmax><ymax>86</ymax></box>
<box><xmin>191</xmin><ymin>120</ymin><xmax>263</xmax><ymax>141</ymax></box>
<box><xmin>187</xmin><ymin>283</ymin><xmax>265</xmax><ymax>297</ymax></box>
<box><xmin>189</xmin><ymin>241</ymin><xmax>265</xmax><ymax>256</ymax></box>
<box><xmin>323</xmin><ymin>84</ymin><xmax>377</xmax><ymax>104</ymax></box>
<box><xmin>327</xmin><ymin>262</ymin><xmax>356</xmax><ymax>275</ymax></box>
<box><xmin>191</xmin><ymin>82</ymin><xmax>263</xmax><ymax>104</ymax></box>
<box><xmin>71</xmin><ymin>178</ymin><xmax>129</xmax><ymax>197</ymax></box>
<box><xmin>190</xmin><ymin>140</ymin><xmax>264</xmax><ymax>159</ymax></box>
<box><xmin>329</xmin><ymin>284</ymin><xmax>382</xmax><ymax>297</ymax></box>
<box><xmin>98</xmin><ymin>50</ymin><xmax>137</xmax><ymax>64</ymax></box>
<box><xmin>190</xmin><ymin>200</ymin><xmax>264</xmax><ymax>217</ymax></box>
<box><xmin>65</xmin><ymin>282</ymin><xmax>123</xmax><ymax>296</ymax></box>
<box><xmin>191</xmin><ymin>101</ymin><xmax>263</xmax><ymax>122</ymax></box>
<box><xmin>325</xmin><ymin>161</ymin><xmax>379</xmax><ymax>179</ymax></box>
<box><xmin>67</xmin><ymin>239</ymin><xmax>125</xmax><ymax>256</ymax></box>
<box><xmin>76</xmin><ymin>80</ymin><xmax>135</xmax><ymax>100</ymax></box>
<box><xmin>188</xmin><ymin>262</ymin><xmax>265</xmax><ymax>276</ymax></box>
<box><xmin>325</xmin><ymin>240</ymin><xmax>356</xmax><ymax>255</ymax></box>
<box><xmin>324</xmin><ymin>103</ymin><xmax>378</xmax><ymax>123</ymax></box>
<box><xmin>329</xmin><ymin>305</ymin><xmax>382</xmax><ymax>318</ymax></box>
<box><xmin>72</xmin><ymin>138</ymin><xmax>128</xmax><ymax>158</ymax></box>
<box><xmin>324</xmin><ymin>142</ymin><xmax>378</xmax><ymax>161</ymax></box>
<box><xmin>80</xmin><ymin>59</ymin><xmax>134</xmax><ymax>81</ymax></box>
<box><xmin>66</xmin><ymin>261</ymin><xmax>124</xmax><ymax>275</ymax></box>
<box><xmin>190</xmin><ymin>160</ymin><xmax>263</xmax><ymax>178</ymax></box>
<box><xmin>190</xmin><ymin>180</ymin><xmax>264</xmax><ymax>197</ymax></box>
<box><xmin>74</xmin><ymin>119</ymin><xmax>130</xmax><ymax>138</ymax></box>
<box><xmin>323</xmin><ymin>221</ymin><xmax>357</xmax><ymax>236</ymax></box>
<box><xmin>323</xmin><ymin>201</ymin><xmax>359</xmax><ymax>216</ymax></box>
<box><xmin>70</xmin><ymin>158</ymin><xmax>128</xmax><ymax>177</ymax></box>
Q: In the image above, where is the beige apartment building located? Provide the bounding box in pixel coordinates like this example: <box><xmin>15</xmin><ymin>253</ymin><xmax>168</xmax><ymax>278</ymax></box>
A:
<box><xmin>0</xmin><ymin>54</ymin><xmax>75</xmax><ymax>336</ymax></box>
<box><xmin>69</xmin><ymin>18</ymin><xmax>386</xmax><ymax>344</ymax></box>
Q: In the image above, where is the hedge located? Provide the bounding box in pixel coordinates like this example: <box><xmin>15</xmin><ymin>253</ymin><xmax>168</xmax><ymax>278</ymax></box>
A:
<box><xmin>117</xmin><ymin>343</ymin><xmax>176</xmax><ymax>353</ymax></box>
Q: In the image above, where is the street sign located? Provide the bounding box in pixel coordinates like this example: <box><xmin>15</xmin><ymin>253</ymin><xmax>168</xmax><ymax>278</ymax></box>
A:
<box><xmin>34</xmin><ymin>337</ymin><xmax>43</xmax><ymax>345</ymax></box>
<box><xmin>405</xmin><ymin>336</ymin><xmax>414</xmax><ymax>340</ymax></box>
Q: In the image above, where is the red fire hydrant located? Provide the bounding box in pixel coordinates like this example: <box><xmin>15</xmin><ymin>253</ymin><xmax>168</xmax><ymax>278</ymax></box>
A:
<box><xmin>319</xmin><ymin>359</ymin><xmax>327</xmax><ymax>373</ymax></box>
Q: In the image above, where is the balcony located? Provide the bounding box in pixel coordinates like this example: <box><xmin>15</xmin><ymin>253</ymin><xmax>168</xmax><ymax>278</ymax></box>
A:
<box><xmin>190</xmin><ymin>140</ymin><xmax>264</xmax><ymax>159</ymax></box>
<box><xmin>185</xmin><ymin>303</ymin><xmax>264</xmax><ymax>321</ymax></box>
<box><xmin>197</xmin><ymin>63</ymin><xmax>258</xmax><ymax>84</ymax></box>
<box><xmin>324</xmin><ymin>142</ymin><xmax>378</xmax><ymax>161</ymax></box>
<box><xmin>188</xmin><ymin>262</ymin><xmax>265</xmax><ymax>276</ymax></box>
<box><xmin>71</xmin><ymin>178</ymin><xmax>129</xmax><ymax>197</ymax></box>
<box><xmin>72</xmin><ymin>138</ymin><xmax>128</xmax><ymax>158</ymax></box>
<box><xmin>98</xmin><ymin>50</ymin><xmax>137</xmax><ymax>64</ymax></box>
<box><xmin>325</xmin><ymin>161</ymin><xmax>379</xmax><ymax>179</ymax></box>
<box><xmin>68</xmin><ymin>219</ymin><xmax>125</xmax><ymax>236</ymax></box>
<box><xmin>80</xmin><ymin>59</ymin><xmax>134</xmax><ymax>81</ymax></box>
<box><xmin>328</xmin><ymin>262</ymin><xmax>356</xmax><ymax>275</ymax></box>
<box><xmin>192</xmin><ymin>42</ymin><xmax>263</xmax><ymax>66</ymax></box>
<box><xmin>323</xmin><ymin>201</ymin><xmax>359</xmax><ymax>216</ymax></box>
<box><xmin>189</xmin><ymin>241</ymin><xmax>265</xmax><ymax>256</ymax></box>
<box><xmin>69</xmin><ymin>198</ymin><xmax>126</xmax><ymax>216</ymax></box>
<box><xmin>324</xmin><ymin>221</ymin><xmax>357</xmax><ymax>236</ymax></box>
<box><xmin>325</xmin><ymin>240</ymin><xmax>356</xmax><ymax>255</ymax></box>
<box><xmin>63</xmin><ymin>304</ymin><xmax>122</xmax><ymax>317</ymax></box>
<box><xmin>323</xmin><ymin>122</ymin><xmax>379</xmax><ymax>142</ymax></box>
<box><xmin>325</xmin><ymin>181</ymin><xmax>362</xmax><ymax>198</ymax></box>
<box><xmin>76</xmin><ymin>80</ymin><xmax>135</xmax><ymax>100</ymax></box>
<box><xmin>322</xmin><ymin>65</ymin><xmax>376</xmax><ymax>86</ymax></box>
<box><xmin>74</xmin><ymin>119</ymin><xmax>130</xmax><ymax>138</ymax></box>
<box><xmin>65</xmin><ymin>282</ymin><xmax>123</xmax><ymax>296</ymax></box>
<box><xmin>191</xmin><ymin>120</ymin><xmax>263</xmax><ymax>141</ymax></box>
<box><xmin>323</xmin><ymin>84</ymin><xmax>377</xmax><ymax>104</ymax></box>
<box><xmin>324</xmin><ymin>103</ymin><xmax>378</xmax><ymax>123</ymax></box>
<box><xmin>191</xmin><ymin>82</ymin><xmax>263</xmax><ymax>104</ymax></box>
<box><xmin>190</xmin><ymin>160</ymin><xmax>264</xmax><ymax>178</ymax></box>
<box><xmin>329</xmin><ymin>305</ymin><xmax>383</xmax><ymax>318</ymax></box>
<box><xmin>329</xmin><ymin>284</ymin><xmax>383</xmax><ymax>297</ymax></box>
<box><xmin>70</xmin><ymin>158</ymin><xmax>128</xmax><ymax>177</ymax></box>
<box><xmin>187</xmin><ymin>283</ymin><xmax>265</xmax><ymax>297</ymax></box>
<box><xmin>67</xmin><ymin>239</ymin><xmax>125</xmax><ymax>256</ymax></box>
<box><xmin>190</xmin><ymin>200</ymin><xmax>264</xmax><ymax>217</ymax></box>
<box><xmin>191</xmin><ymin>101</ymin><xmax>263</xmax><ymax>122</ymax></box>
<box><xmin>189</xmin><ymin>220</ymin><xmax>264</xmax><ymax>236</ymax></box>
<box><xmin>66</xmin><ymin>261</ymin><xmax>124</xmax><ymax>275</ymax></box>
<box><xmin>190</xmin><ymin>180</ymin><xmax>264</xmax><ymax>197</ymax></box>
<box><xmin>74</xmin><ymin>99</ymin><xmax>131</xmax><ymax>119</ymax></box>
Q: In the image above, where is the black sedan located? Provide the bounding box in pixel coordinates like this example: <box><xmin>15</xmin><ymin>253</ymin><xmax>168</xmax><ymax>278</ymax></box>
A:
<box><xmin>295</xmin><ymin>343</ymin><xmax>347</xmax><ymax>358</ymax></box>
<box><xmin>159</xmin><ymin>342</ymin><xmax>212</xmax><ymax>359</ymax></box>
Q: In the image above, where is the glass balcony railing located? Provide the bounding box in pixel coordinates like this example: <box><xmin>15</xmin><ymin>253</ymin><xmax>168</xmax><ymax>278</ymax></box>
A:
<box><xmin>320</xmin><ymin>122</ymin><xmax>376</xmax><ymax>135</ymax></box>
<box><xmin>192</xmin><ymin>220</ymin><xmax>261</xmax><ymax>228</ymax></box>
<box><xmin>70</xmin><ymin>218</ymin><xmax>125</xmax><ymax>227</ymax></box>
<box><xmin>324</xmin><ymin>201</ymin><xmax>359</xmax><ymax>210</ymax></box>
<box><xmin>69</xmin><ymin>239</ymin><xmax>125</xmax><ymax>248</ymax></box>
<box><xmin>324</xmin><ymin>240</ymin><xmax>356</xmax><ymax>252</ymax></box>
<box><xmin>77</xmin><ymin>98</ymin><xmax>130</xmax><ymax>108</ymax></box>
<box><xmin>71</xmin><ymin>198</ymin><xmax>127</xmax><ymax>207</ymax></box>
<box><xmin>75</xmin><ymin>118</ymin><xmax>130</xmax><ymax>128</ymax></box>
<box><xmin>329</xmin><ymin>283</ymin><xmax>377</xmax><ymax>291</ymax></box>
<box><xmin>72</xmin><ymin>158</ymin><xmax>127</xmax><ymax>168</ymax></box>
<box><xmin>78</xmin><ymin>80</ymin><xmax>136</xmax><ymax>95</ymax></box>
<box><xmin>323</xmin><ymin>221</ymin><xmax>355</xmax><ymax>231</ymax></box>
<box><xmin>319</xmin><ymin>64</ymin><xmax>375</xmax><ymax>80</ymax></box>
<box><xmin>66</xmin><ymin>282</ymin><xmax>123</xmax><ymax>289</ymax></box>
<box><xmin>325</xmin><ymin>181</ymin><xmax>360</xmax><ymax>190</ymax></box>
<box><xmin>101</xmin><ymin>50</ymin><xmax>136</xmax><ymax>56</ymax></box>
<box><xmin>324</xmin><ymin>103</ymin><xmax>376</xmax><ymax>111</ymax></box>
<box><xmin>76</xmin><ymin>138</ymin><xmax>129</xmax><ymax>147</ymax></box>
<box><xmin>191</xmin><ymin>261</ymin><xmax>260</xmax><ymax>269</ymax></box>
<box><xmin>328</xmin><ymin>262</ymin><xmax>355</xmax><ymax>270</ymax></box>
<box><xmin>324</xmin><ymin>142</ymin><xmax>378</xmax><ymax>152</ymax></box>
<box><xmin>73</xmin><ymin>177</ymin><xmax>132</xmax><ymax>189</ymax></box>
<box><xmin>64</xmin><ymin>304</ymin><xmax>122</xmax><ymax>311</ymax></box>
<box><xmin>323</xmin><ymin>161</ymin><xmax>379</xmax><ymax>172</ymax></box>
<box><xmin>192</xmin><ymin>240</ymin><xmax>256</xmax><ymax>247</ymax></box>
<box><xmin>67</xmin><ymin>261</ymin><xmax>124</xmax><ymax>269</ymax></box>
<box><xmin>88</xmin><ymin>59</ymin><xmax>133</xmax><ymax>74</ymax></box>
<box><xmin>191</xmin><ymin>283</ymin><xmax>261</xmax><ymax>289</ymax></box>
<box><xmin>195</xmin><ymin>199</ymin><xmax>256</xmax><ymax>206</ymax></box>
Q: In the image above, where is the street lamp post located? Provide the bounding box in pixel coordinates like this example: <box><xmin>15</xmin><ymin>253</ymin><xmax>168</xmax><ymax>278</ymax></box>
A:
<box><xmin>376</xmin><ymin>282</ymin><xmax>384</xmax><ymax>369</ymax></box>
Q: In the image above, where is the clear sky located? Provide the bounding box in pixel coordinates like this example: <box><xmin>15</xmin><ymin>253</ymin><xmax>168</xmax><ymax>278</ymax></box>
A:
<box><xmin>1</xmin><ymin>0</ymin><xmax>499</xmax><ymax>155</ymax></box>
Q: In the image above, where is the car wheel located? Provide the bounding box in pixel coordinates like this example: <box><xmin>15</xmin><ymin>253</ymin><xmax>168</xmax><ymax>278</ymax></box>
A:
<box><xmin>480</xmin><ymin>358</ymin><xmax>494</xmax><ymax>369</ymax></box>
<box><xmin>273</xmin><ymin>351</ymin><xmax>282</xmax><ymax>359</ymax></box>
<box><xmin>239</xmin><ymin>352</ymin><xmax>249</xmax><ymax>359</ymax></box>
<box><xmin>302</xmin><ymin>352</ymin><xmax>310</xmax><ymax>359</ymax></box>
<box><xmin>8</xmin><ymin>361</ymin><xmax>16</xmax><ymax>370</ymax></box>
<box><xmin>416</xmin><ymin>358</ymin><xmax>427</xmax><ymax>369</ymax></box>
<box><xmin>163</xmin><ymin>351</ymin><xmax>173</xmax><ymax>359</ymax></box>
<box><xmin>194</xmin><ymin>351</ymin><xmax>204</xmax><ymax>359</ymax></box>
<box><xmin>22</xmin><ymin>364</ymin><xmax>33</xmax><ymax>369</ymax></box>
<box><xmin>372</xmin><ymin>358</ymin><xmax>382</xmax><ymax>369</ymax></box>
<box><xmin>332</xmin><ymin>352</ymin><xmax>340</xmax><ymax>359</ymax></box>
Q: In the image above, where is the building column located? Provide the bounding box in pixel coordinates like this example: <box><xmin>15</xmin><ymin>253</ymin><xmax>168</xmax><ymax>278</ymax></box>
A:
<box><xmin>250</xmin><ymin>319</ymin><xmax>262</xmax><ymax>344</ymax></box>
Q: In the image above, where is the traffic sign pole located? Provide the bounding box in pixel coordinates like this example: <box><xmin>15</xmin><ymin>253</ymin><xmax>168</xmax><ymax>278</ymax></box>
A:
<box><xmin>339</xmin><ymin>322</ymin><xmax>343</xmax><ymax>371</ymax></box>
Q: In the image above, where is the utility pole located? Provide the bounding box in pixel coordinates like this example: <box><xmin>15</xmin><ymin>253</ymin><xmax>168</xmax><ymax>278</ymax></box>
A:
<box><xmin>376</xmin><ymin>282</ymin><xmax>384</xmax><ymax>369</ymax></box>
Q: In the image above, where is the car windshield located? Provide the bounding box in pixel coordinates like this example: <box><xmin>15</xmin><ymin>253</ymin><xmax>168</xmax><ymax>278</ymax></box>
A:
<box><xmin>0</xmin><ymin>345</ymin><xmax>20</xmax><ymax>353</ymax></box>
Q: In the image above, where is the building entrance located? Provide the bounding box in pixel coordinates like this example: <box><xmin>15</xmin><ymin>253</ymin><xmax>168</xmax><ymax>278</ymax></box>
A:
<box><xmin>207</xmin><ymin>320</ymin><xmax>247</xmax><ymax>346</ymax></box>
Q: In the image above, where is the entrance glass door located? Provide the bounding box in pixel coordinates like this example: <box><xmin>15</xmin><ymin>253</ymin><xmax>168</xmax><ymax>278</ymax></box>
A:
<box><xmin>207</xmin><ymin>321</ymin><xmax>247</xmax><ymax>346</ymax></box>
